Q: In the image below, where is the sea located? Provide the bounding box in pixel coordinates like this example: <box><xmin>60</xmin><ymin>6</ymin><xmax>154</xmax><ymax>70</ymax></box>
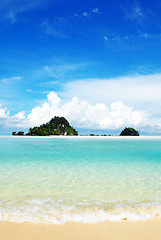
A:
<box><xmin>1</xmin><ymin>136</ymin><xmax>161</xmax><ymax>224</ymax></box>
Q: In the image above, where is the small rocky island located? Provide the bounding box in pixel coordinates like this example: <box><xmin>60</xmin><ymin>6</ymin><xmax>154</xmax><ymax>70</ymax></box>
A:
<box><xmin>120</xmin><ymin>127</ymin><xmax>139</xmax><ymax>136</ymax></box>
<box><xmin>12</xmin><ymin>116</ymin><xmax>78</xmax><ymax>136</ymax></box>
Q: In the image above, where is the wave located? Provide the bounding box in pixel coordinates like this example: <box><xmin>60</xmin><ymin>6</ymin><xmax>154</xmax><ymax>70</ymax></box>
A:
<box><xmin>0</xmin><ymin>199</ymin><xmax>161</xmax><ymax>224</ymax></box>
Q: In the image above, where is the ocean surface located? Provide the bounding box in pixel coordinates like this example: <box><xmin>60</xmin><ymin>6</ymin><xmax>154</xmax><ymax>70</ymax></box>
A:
<box><xmin>1</xmin><ymin>136</ymin><xmax>161</xmax><ymax>223</ymax></box>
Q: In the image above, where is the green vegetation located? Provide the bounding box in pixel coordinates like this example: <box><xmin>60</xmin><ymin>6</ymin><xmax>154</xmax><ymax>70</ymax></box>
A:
<box><xmin>12</xmin><ymin>121</ymin><xmax>140</xmax><ymax>137</ymax></box>
<box><xmin>12</xmin><ymin>131</ymin><xmax>17</xmax><ymax>135</ymax></box>
<box><xmin>25</xmin><ymin>116</ymin><xmax>78</xmax><ymax>136</ymax></box>
<box><xmin>120</xmin><ymin>127</ymin><xmax>139</xmax><ymax>136</ymax></box>
<box><xmin>12</xmin><ymin>131</ymin><xmax>24</xmax><ymax>136</ymax></box>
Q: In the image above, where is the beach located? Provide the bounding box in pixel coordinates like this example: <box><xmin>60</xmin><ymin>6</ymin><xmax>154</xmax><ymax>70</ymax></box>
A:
<box><xmin>1</xmin><ymin>219</ymin><xmax>161</xmax><ymax>240</ymax></box>
<box><xmin>1</xmin><ymin>0</ymin><xmax>161</xmax><ymax>238</ymax></box>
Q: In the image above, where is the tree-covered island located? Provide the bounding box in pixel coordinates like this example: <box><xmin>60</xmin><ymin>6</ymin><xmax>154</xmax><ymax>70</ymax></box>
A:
<box><xmin>12</xmin><ymin>116</ymin><xmax>78</xmax><ymax>136</ymax></box>
<box><xmin>120</xmin><ymin>127</ymin><xmax>139</xmax><ymax>136</ymax></box>
<box><xmin>12</xmin><ymin>119</ymin><xmax>139</xmax><ymax>137</ymax></box>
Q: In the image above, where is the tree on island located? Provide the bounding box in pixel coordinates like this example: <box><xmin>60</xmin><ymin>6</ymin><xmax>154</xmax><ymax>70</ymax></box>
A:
<box><xmin>12</xmin><ymin>131</ymin><xmax>24</xmax><ymax>136</ymax></box>
<box><xmin>120</xmin><ymin>127</ymin><xmax>139</xmax><ymax>136</ymax></box>
<box><xmin>12</xmin><ymin>131</ymin><xmax>17</xmax><ymax>136</ymax></box>
<box><xmin>24</xmin><ymin>116</ymin><xmax>78</xmax><ymax>136</ymax></box>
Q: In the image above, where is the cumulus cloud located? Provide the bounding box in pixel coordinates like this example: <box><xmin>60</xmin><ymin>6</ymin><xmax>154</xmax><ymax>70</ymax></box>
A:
<box><xmin>1</xmin><ymin>90</ymin><xmax>161</xmax><ymax>133</ymax></box>
<box><xmin>0</xmin><ymin>92</ymin><xmax>153</xmax><ymax>132</ymax></box>
<box><xmin>0</xmin><ymin>104</ymin><xmax>25</xmax><ymax>128</ymax></box>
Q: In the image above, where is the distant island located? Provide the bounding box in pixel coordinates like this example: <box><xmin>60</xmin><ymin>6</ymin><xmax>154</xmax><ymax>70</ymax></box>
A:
<box><xmin>120</xmin><ymin>127</ymin><xmax>139</xmax><ymax>136</ymax></box>
<box><xmin>12</xmin><ymin>120</ymin><xmax>139</xmax><ymax>137</ymax></box>
<box><xmin>12</xmin><ymin>116</ymin><xmax>78</xmax><ymax>136</ymax></box>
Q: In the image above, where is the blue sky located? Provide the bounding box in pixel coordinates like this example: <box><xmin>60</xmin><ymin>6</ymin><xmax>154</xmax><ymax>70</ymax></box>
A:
<box><xmin>1</xmin><ymin>0</ymin><xmax>161</xmax><ymax>134</ymax></box>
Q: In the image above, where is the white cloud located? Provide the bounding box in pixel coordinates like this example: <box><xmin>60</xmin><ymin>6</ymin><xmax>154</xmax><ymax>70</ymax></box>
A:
<box><xmin>26</xmin><ymin>89</ymin><xmax>33</xmax><ymax>92</ymax></box>
<box><xmin>0</xmin><ymin>92</ymin><xmax>153</xmax><ymax>132</ymax></box>
<box><xmin>42</xmin><ymin>21</ymin><xmax>66</xmax><ymax>39</ymax></box>
<box><xmin>133</xmin><ymin>5</ymin><xmax>144</xmax><ymax>18</ymax></box>
<box><xmin>62</xmin><ymin>74</ymin><xmax>161</xmax><ymax>111</ymax></box>
<box><xmin>104</xmin><ymin>35</ymin><xmax>108</xmax><ymax>40</ymax></box>
<box><xmin>0</xmin><ymin>104</ymin><xmax>9</xmax><ymax>118</ymax></box>
<box><xmin>1</xmin><ymin>77</ymin><xmax>161</xmax><ymax>132</ymax></box>
<box><xmin>22</xmin><ymin>92</ymin><xmax>150</xmax><ymax>130</ymax></box>
<box><xmin>1</xmin><ymin>76</ymin><xmax>23</xmax><ymax>83</ymax></box>
<box><xmin>0</xmin><ymin>104</ymin><xmax>25</xmax><ymax>128</ymax></box>
<box><xmin>83</xmin><ymin>12</ymin><xmax>89</xmax><ymax>17</ymax></box>
<box><xmin>42</xmin><ymin>81</ymin><xmax>58</xmax><ymax>85</ymax></box>
<box><xmin>12</xmin><ymin>76</ymin><xmax>23</xmax><ymax>80</ymax></box>
<box><xmin>125</xmin><ymin>2</ymin><xmax>146</xmax><ymax>25</ymax></box>
<box><xmin>74</xmin><ymin>8</ymin><xmax>100</xmax><ymax>18</ymax></box>
<box><xmin>5</xmin><ymin>10</ymin><xmax>17</xmax><ymax>24</ymax></box>
<box><xmin>3</xmin><ymin>0</ymin><xmax>49</xmax><ymax>24</ymax></box>
<box><xmin>60</xmin><ymin>97</ymin><xmax>147</xmax><ymax>130</ymax></box>
<box><xmin>44</xmin><ymin>63</ymin><xmax>86</xmax><ymax>79</ymax></box>
<box><xmin>44</xmin><ymin>66</ymin><xmax>58</xmax><ymax>78</ymax></box>
<box><xmin>73</xmin><ymin>13</ymin><xmax>79</xmax><ymax>17</ymax></box>
<box><xmin>1</xmin><ymin>78</ymin><xmax>8</xmax><ymax>83</ymax></box>
<box><xmin>92</xmin><ymin>8</ymin><xmax>99</xmax><ymax>14</ymax></box>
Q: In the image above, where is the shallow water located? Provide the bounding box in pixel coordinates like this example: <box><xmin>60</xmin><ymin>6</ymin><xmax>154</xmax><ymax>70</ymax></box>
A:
<box><xmin>1</xmin><ymin>136</ymin><xmax>161</xmax><ymax>223</ymax></box>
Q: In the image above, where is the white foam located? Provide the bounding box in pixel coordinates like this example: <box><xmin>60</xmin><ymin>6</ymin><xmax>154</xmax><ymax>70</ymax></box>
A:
<box><xmin>1</xmin><ymin>199</ymin><xmax>161</xmax><ymax>224</ymax></box>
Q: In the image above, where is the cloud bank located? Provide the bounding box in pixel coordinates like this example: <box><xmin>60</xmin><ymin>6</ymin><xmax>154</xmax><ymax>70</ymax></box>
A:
<box><xmin>0</xmin><ymin>91</ymin><xmax>157</xmax><ymax>133</ymax></box>
<box><xmin>62</xmin><ymin>74</ymin><xmax>161</xmax><ymax>111</ymax></box>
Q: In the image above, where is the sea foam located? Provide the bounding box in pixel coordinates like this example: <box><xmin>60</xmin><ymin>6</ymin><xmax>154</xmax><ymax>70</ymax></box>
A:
<box><xmin>0</xmin><ymin>199</ymin><xmax>161</xmax><ymax>224</ymax></box>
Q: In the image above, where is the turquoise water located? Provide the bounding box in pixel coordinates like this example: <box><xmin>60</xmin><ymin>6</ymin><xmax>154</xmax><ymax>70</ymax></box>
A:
<box><xmin>1</xmin><ymin>136</ymin><xmax>161</xmax><ymax>223</ymax></box>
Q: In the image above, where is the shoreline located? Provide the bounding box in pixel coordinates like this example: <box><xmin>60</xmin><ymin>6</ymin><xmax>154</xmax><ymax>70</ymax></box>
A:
<box><xmin>1</xmin><ymin>135</ymin><xmax>161</xmax><ymax>139</ymax></box>
<box><xmin>1</xmin><ymin>218</ymin><xmax>161</xmax><ymax>240</ymax></box>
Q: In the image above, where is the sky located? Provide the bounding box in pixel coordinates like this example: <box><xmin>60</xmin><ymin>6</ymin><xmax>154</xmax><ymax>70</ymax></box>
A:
<box><xmin>1</xmin><ymin>0</ymin><xmax>161</xmax><ymax>135</ymax></box>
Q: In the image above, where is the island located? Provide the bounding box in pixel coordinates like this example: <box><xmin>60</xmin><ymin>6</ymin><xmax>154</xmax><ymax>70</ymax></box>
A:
<box><xmin>12</xmin><ymin>131</ymin><xmax>24</xmax><ymax>136</ymax></box>
<box><xmin>120</xmin><ymin>127</ymin><xmax>139</xmax><ymax>136</ymax></box>
<box><xmin>12</xmin><ymin>116</ymin><xmax>78</xmax><ymax>136</ymax></box>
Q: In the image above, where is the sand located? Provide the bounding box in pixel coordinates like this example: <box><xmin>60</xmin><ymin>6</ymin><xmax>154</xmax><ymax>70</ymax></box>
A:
<box><xmin>1</xmin><ymin>219</ymin><xmax>161</xmax><ymax>240</ymax></box>
<box><xmin>1</xmin><ymin>135</ymin><xmax>161</xmax><ymax>139</ymax></box>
